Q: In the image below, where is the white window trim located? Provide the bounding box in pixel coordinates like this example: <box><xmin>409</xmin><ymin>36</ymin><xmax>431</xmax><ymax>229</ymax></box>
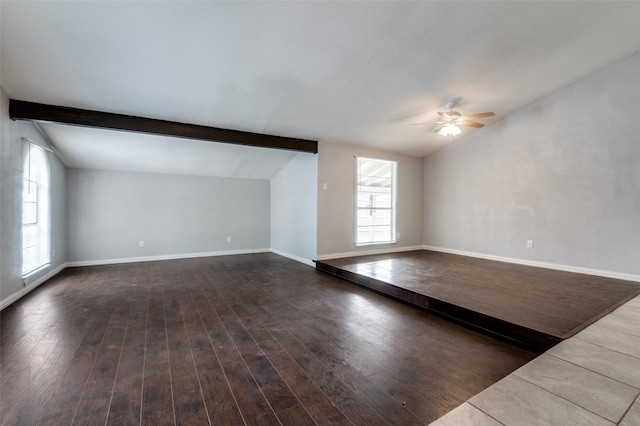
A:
<box><xmin>22</xmin><ymin>143</ymin><xmax>51</xmax><ymax>277</ymax></box>
<box><xmin>354</xmin><ymin>156</ymin><xmax>397</xmax><ymax>246</ymax></box>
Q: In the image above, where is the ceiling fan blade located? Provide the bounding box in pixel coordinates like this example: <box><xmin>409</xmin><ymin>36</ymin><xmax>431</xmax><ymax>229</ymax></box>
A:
<box><xmin>433</xmin><ymin>125</ymin><xmax>447</xmax><ymax>134</ymax></box>
<box><xmin>437</xmin><ymin>112</ymin><xmax>452</xmax><ymax>120</ymax></box>
<box><xmin>459</xmin><ymin>121</ymin><xmax>484</xmax><ymax>128</ymax></box>
<box><xmin>410</xmin><ymin>119</ymin><xmax>447</xmax><ymax>126</ymax></box>
<box><xmin>463</xmin><ymin>112</ymin><xmax>495</xmax><ymax>120</ymax></box>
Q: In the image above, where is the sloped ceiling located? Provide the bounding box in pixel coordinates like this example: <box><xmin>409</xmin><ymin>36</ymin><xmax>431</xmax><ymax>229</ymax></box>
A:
<box><xmin>38</xmin><ymin>122</ymin><xmax>299</xmax><ymax>180</ymax></box>
<box><xmin>2</xmin><ymin>1</ymin><xmax>640</xmax><ymax>178</ymax></box>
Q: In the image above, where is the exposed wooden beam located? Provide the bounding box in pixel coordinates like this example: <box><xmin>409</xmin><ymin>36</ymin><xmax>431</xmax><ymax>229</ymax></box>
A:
<box><xmin>9</xmin><ymin>99</ymin><xmax>318</xmax><ymax>154</ymax></box>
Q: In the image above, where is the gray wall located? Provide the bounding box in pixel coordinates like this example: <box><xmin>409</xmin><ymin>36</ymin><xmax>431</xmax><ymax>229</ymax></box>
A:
<box><xmin>66</xmin><ymin>168</ymin><xmax>270</xmax><ymax>263</ymax></box>
<box><xmin>317</xmin><ymin>141</ymin><xmax>424</xmax><ymax>257</ymax></box>
<box><xmin>1</xmin><ymin>88</ymin><xmax>67</xmax><ymax>304</ymax></box>
<box><xmin>424</xmin><ymin>52</ymin><xmax>640</xmax><ymax>276</ymax></box>
<box><xmin>270</xmin><ymin>152</ymin><xmax>317</xmax><ymax>265</ymax></box>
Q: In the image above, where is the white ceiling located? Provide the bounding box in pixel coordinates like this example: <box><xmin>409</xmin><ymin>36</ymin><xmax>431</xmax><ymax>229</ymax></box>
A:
<box><xmin>38</xmin><ymin>122</ymin><xmax>299</xmax><ymax>180</ymax></box>
<box><xmin>2</xmin><ymin>1</ymin><xmax>640</xmax><ymax>177</ymax></box>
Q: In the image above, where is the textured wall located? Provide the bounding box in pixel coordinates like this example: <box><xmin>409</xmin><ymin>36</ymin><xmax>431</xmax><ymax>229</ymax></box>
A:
<box><xmin>317</xmin><ymin>141</ymin><xmax>423</xmax><ymax>257</ymax></box>
<box><xmin>66</xmin><ymin>169</ymin><xmax>270</xmax><ymax>263</ymax></box>
<box><xmin>423</xmin><ymin>52</ymin><xmax>640</xmax><ymax>275</ymax></box>
<box><xmin>270</xmin><ymin>152</ymin><xmax>317</xmax><ymax>265</ymax></box>
<box><xmin>0</xmin><ymin>88</ymin><xmax>67</xmax><ymax>303</ymax></box>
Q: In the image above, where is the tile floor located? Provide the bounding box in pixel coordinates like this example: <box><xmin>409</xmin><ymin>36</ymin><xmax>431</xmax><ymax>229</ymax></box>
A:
<box><xmin>431</xmin><ymin>294</ymin><xmax>640</xmax><ymax>425</ymax></box>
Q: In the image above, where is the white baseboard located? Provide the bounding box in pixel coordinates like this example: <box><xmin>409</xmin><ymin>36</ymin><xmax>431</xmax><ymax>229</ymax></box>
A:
<box><xmin>270</xmin><ymin>249</ymin><xmax>316</xmax><ymax>267</ymax></box>
<box><xmin>66</xmin><ymin>248</ymin><xmax>272</xmax><ymax>267</ymax></box>
<box><xmin>1</xmin><ymin>248</ymin><xmax>274</xmax><ymax>310</ymax></box>
<box><xmin>0</xmin><ymin>263</ymin><xmax>68</xmax><ymax>311</ymax></box>
<box><xmin>423</xmin><ymin>245</ymin><xmax>640</xmax><ymax>283</ymax></box>
<box><xmin>4</xmin><ymin>247</ymin><xmax>635</xmax><ymax>312</ymax></box>
<box><xmin>316</xmin><ymin>245</ymin><xmax>423</xmax><ymax>261</ymax></box>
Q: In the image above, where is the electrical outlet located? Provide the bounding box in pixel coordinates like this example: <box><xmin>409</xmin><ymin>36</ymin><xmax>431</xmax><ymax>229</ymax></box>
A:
<box><xmin>227</xmin><ymin>236</ymin><xmax>232</xmax><ymax>243</ymax></box>
<box><xmin>52</xmin><ymin>249</ymin><xmax>55</xmax><ymax>258</ymax></box>
<box><xmin>139</xmin><ymin>240</ymin><xmax>145</xmax><ymax>248</ymax></box>
<box><xmin>527</xmin><ymin>240</ymin><xmax>534</xmax><ymax>249</ymax></box>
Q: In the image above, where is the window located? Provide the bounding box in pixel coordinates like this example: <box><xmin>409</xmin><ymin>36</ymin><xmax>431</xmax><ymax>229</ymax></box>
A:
<box><xmin>355</xmin><ymin>157</ymin><xmax>397</xmax><ymax>245</ymax></box>
<box><xmin>22</xmin><ymin>143</ymin><xmax>50</xmax><ymax>276</ymax></box>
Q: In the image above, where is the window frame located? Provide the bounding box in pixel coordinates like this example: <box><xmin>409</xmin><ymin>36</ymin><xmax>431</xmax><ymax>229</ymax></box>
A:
<box><xmin>354</xmin><ymin>156</ymin><xmax>397</xmax><ymax>246</ymax></box>
<box><xmin>22</xmin><ymin>143</ymin><xmax>50</xmax><ymax>277</ymax></box>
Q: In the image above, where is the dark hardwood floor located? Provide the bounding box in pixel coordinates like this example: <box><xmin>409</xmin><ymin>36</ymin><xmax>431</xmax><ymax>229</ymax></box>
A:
<box><xmin>316</xmin><ymin>250</ymin><xmax>640</xmax><ymax>351</ymax></box>
<box><xmin>1</xmin><ymin>253</ymin><xmax>535</xmax><ymax>425</ymax></box>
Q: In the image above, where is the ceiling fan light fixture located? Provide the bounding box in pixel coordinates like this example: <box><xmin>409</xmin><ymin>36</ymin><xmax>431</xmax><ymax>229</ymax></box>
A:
<box><xmin>411</xmin><ymin>100</ymin><xmax>494</xmax><ymax>139</ymax></box>
<box><xmin>439</xmin><ymin>123</ymin><xmax>461</xmax><ymax>136</ymax></box>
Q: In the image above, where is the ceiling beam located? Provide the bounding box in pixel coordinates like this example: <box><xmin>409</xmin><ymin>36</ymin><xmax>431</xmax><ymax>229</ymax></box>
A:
<box><xmin>9</xmin><ymin>99</ymin><xmax>318</xmax><ymax>154</ymax></box>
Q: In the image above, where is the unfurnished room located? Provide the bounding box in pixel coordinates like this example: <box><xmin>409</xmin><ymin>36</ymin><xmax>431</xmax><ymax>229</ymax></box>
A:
<box><xmin>1</xmin><ymin>1</ymin><xmax>640</xmax><ymax>425</ymax></box>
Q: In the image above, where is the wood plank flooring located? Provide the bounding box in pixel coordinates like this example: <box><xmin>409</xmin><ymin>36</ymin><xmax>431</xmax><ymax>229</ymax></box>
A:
<box><xmin>1</xmin><ymin>253</ymin><xmax>535</xmax><ymax>425</ymax></box>
<box><xmin>316</xmin><ymin>250</ymin><xmax>640</xmax><ymax>351</ymax></box>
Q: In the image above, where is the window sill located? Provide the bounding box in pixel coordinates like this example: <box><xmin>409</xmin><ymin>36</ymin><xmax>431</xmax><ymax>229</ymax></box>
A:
<box><xmin>355</xmin><ymin>241</ymin><xmax>398</xmax><ymax>247</ymax></box>
<box><xmin>22</xmin><ymin>263</ymin><xmax>51</xmax><ymax>281</ymax></box>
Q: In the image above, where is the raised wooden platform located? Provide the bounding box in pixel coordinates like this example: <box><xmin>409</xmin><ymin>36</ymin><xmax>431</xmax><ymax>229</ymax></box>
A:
<box><xmin>1</xmin><ymin>254</ymin><xmax>536</xmax><ymax>424</ymax></box>
<box><xmin>316</xmin><ymin>250</ymin><xmax>640</xmax><ymax>352</ymax></box>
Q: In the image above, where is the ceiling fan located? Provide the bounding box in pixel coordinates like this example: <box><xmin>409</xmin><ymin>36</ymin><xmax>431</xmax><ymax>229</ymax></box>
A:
<box><xmin>412</xmin><ymin>101</ymin><xmax>495</xmax><ymax>136</ymax></box>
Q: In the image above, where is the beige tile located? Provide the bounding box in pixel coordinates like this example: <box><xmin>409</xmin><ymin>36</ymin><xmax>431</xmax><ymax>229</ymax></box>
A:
<box><xmin>626</xmin><ymin>295</ymin><xmax>640</xmax><ymax>308</ymax></box>
<box><xmin>429</xmin><ymin>402</ymin><xmax>502</xmax><ymax>426</ymax></box>
<box><xmin>575</xmin><ymin>322</ymin><xmax>640</xmax><ymax>359</ymax></box>
<box><xmin>470</xmin><ymin>375</ymin><xmax>613</xmax><ymax>426</ymax></box>
<box><xmin>513</xmin><ymin>354</ymin><xmax>639</xmax><ymax>423</ymax></box>
<box><xmin>612</xmin><ymin>304</ymin><xmax>640</xmax><ymax>321</ymax></box>
<box><xmin>594</xmin><ymin>313</ymin><xmax>640</xmax><ymax>337</ymax></box>
<box><xmin>620</xmin><ymin>401</ymin><xmax>640</xmax><ymax>426</ymax></box>
<box><xmin>548</xmin><ymin>338</ymin><xmax>640</xmax><ymax>388</ymax></box>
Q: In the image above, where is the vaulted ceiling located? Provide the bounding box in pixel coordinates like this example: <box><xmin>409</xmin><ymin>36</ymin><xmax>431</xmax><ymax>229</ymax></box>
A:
<box><xmin>2</xmin><ymin>1</ymin><xmax>639</xmax><ymax>178</ymax></box>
